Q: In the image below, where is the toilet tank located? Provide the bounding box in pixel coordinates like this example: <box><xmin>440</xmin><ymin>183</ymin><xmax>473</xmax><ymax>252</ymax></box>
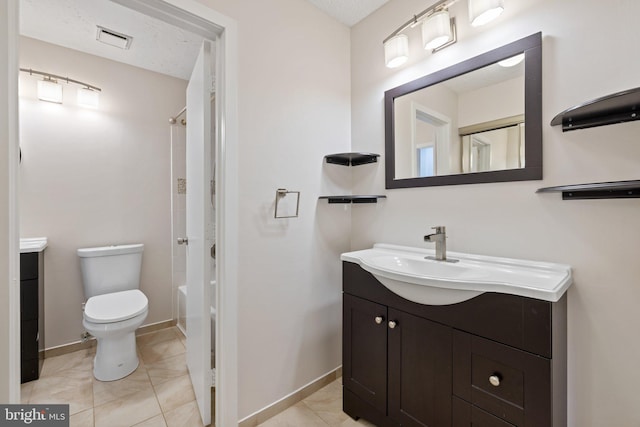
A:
<box><xmin>78</xmin><ymin>244</ymin><xmax>144</xmax><ymax>299</ymax></box>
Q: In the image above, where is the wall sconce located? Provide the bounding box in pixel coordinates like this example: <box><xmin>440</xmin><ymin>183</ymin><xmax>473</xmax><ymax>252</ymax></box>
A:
<box><xmin>469</xmin><ymin>0</ymin><xmax>504</xmax><ymax>27</ymax></box>
<box><xmin>383</xmin><ymin>0</ymin><xmax>505</xmax><ymax>68</ymax></box>
<box><xmin>20</xmin><ymin>68</ymin><xmax>101</xmax><ymax>108</ymax></box>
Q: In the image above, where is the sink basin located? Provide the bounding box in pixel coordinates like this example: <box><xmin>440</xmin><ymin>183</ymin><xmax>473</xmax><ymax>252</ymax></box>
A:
<box><xmin>341</xmin><ymin>244</ymin><xmax>572</xmax><ymax>305</ymax></box>
<box><xmin>20</xmin><ymin>237</ymin><xmax>48</xmax><ymax>253</ymax></box>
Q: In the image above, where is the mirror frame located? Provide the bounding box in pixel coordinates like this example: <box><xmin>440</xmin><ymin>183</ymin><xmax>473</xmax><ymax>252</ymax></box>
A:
<box><xmin>385</xmin><ymin>32</ymin><xmax>542</xmax><ymax>189</ymax></box>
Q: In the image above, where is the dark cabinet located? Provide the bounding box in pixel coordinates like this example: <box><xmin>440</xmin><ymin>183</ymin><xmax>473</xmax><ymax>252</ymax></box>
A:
<box><xmin>343</xmin><ymin>261</ymin><xmax>566</xmax><ymax>427</ymax></box>
<box><xmin>20</xmin><ymin>251</ymin><xmax>44</xmax><ymax>383</ymax></box>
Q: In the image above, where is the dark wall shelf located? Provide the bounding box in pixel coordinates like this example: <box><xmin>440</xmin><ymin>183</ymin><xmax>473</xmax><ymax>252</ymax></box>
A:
<box><xmin>324</xmin><ymin>152</ymin><xmax>380</xmax><ymax>166</ymax></box>
<box><xmin>550</xmin><ymin>87</ymin><xmax>640</xmax><ymax>132</ymax></box>
<box><xmin>319</xmin><ymin>195</ymin><xmax>386</xmax><ymax>204</ymax></box>
<box><xmin>537</xmin><ymin>180</ymin><xmax>640</xmax><ymax>200</ymax></box>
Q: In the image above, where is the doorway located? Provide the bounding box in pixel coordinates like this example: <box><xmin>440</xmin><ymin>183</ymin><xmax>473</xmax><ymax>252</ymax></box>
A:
<box><xmin>4</xmin><ymin>0</ymin><xmax>238</xmax><ymax>425</ymax></box>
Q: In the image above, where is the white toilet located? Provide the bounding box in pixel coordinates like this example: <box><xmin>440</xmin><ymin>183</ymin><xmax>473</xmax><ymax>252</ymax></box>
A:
<box><xmin>78</xmin><ymin>243</ymin><xmax>148</xmax><ymax>381</ymax></box>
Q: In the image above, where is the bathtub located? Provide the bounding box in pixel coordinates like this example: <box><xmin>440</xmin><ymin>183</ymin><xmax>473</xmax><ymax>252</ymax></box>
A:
<box><xmin>177</xmin><ymin>281</ymin><xmax>216</xmax><ymax>349</ymax></box>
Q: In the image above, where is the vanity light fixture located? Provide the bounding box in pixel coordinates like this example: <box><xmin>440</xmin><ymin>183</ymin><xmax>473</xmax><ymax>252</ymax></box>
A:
<box><xmin>422</xmin><ymin>10</ymin><xmax>454</xmax><ymax>50</ymax></box>
<box><xmin>21</xmin><ymin>68</ymin><xmax>101</xmax><ymax>108</ymax></box>
<box><xmin>468</xmin><ymin>0</ymin><xmax>504</xmax><ymax>27</ymax></box>
<box><xmin>383</xmin><ymin>0</ymin><xmax>505</xmax><ymax>68</ymax></box>
<box><xmin>384</xmin><ymin>34</ymin><xmax>409</xmax><ymax>68</ymax></box>
<box><xmin>36</xmin><ymin>77</ymin><xmax>63</xmax><ymax>104</ymax></box>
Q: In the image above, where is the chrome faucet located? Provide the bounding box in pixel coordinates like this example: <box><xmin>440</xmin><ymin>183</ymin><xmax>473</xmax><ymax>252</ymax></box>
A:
<box><xmin>424</xmin><ymin>226</ymin><xmax>457</xmax><ymax>262</ymax></box>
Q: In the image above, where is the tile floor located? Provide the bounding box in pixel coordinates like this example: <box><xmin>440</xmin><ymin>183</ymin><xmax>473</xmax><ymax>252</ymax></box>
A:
<box><xmin>255</xmin><ymin>378</ymin><xmax>375</xmax><ymax>427</ymax></box>
<box><xmin>21</xmin><ymin>326</ymin><xmax>374</xmax><ymax>427</ymax></box>
<box><xmin>20</xmin><ymin>327</ymin><xmax>204</xmax><ymax>427</ymax></box>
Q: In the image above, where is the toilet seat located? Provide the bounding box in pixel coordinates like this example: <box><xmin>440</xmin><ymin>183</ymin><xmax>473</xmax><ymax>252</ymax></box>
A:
<box><xmin>84</xmin><ymin>289</ymin><xmax>148</xmax><ymax>324</ymax></box>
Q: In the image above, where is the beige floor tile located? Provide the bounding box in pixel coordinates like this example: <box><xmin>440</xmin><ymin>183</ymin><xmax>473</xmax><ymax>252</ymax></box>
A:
<box><xmin>139</xmin><ymin>336</ymin><xmax>185</xmax><ymax>365</ymax></box>
<box><xmin>94</xmin><ymin>387</ymin><xmax>161</xmax><ymax>427</ymax></box>
<box><xmin>154</xmin><ymin>374</ymin><xmax>196</xmax><ymax>414</ymax></box>
<box><xmin>339</xmin><ymin>418</ymin><xmax>376</xmax><ymax>427</ymax></box>
<box><xmin>164</xmin><ymin>400</ymin><xmax>205</xmax><ymax>427</ymax></box>
<box><xmin>132</xmin><ymin>414</ymin><xmax>168</xmax><ymax>427</ymax></box>
<box><xmin>40</xmin><ymin>348</ymin><xmax>94</xmax><ymax>377</ymax></box>
<box><xmin>137</xmin><ymin>328</ymin><xmax>182</xmax><ymax>348</ymax></box>
<box><xmin>93</xmin><ymin>366</ymin><xmax>153</xmax><ymax>407</ymax></box>
<box><xmin>302</xmin><ymin>380</ymin><xmax>348</xmax><ymax>426</ymax></box>
<box><xmin>20</xmin><ymin>381</ymin><xmax>35</xmax><ymax>404</ymax></box>
<box><xmin>146</xmin><ymin>353</ymin><xmax>188</xmax><ymax>387</ymax></box>
<box><xmin>259</xmin><ymin>402</ymin><xmax>329</xmax><ymax>427</ymax></box>
<box><xmin>29</xmin><ymin>367</ymin><xmax>94</xmax><ymax>415</ymax></box>
<box><xmin>70</xmin><ymin>408</ymin><xmax>94</xmax><ymax>427</ymax></box>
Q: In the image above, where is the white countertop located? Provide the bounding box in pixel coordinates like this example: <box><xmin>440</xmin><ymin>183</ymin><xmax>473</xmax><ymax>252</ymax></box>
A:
<box><xmin>20</xmin><ymin>237</ymin><xmax>48</xmax><ymax>253</ymax></box>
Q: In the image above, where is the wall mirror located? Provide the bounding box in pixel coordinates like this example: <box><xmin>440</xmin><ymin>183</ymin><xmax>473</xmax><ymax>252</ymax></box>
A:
<box><xmin>385</xmin><ymin>32</ymin><xmax>542</xmax><ymax>189</ymax></box>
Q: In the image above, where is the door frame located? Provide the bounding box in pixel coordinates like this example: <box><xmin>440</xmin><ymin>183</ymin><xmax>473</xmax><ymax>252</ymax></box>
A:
<box><xmin>2</xmin><ymin>0</ymin><xmax>239</xmax><ymax>425</ymax></box>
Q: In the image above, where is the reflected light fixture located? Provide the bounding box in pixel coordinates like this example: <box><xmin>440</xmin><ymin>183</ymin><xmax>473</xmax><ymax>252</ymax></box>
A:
<box><xmin>37</xmin><ymin>78</ymin><xmax>63</xmax><ymax>104</ymax></box>
<box><xmin>422</xmin><ymin>10</ymin><xmax>453</xmax><ymax>50</ymax></box>
<box><xmin>21</xmin><ymin>68</ymin><xmax>102</xmax><ymax>108</ymax></box>
<box><xmin>77</xmin><ymin>87</ymin><xmax>100</xmax><ymax>108</ymax></box>
<box><xmin>498</xmin><ymin>53</ymin><xmax>525</xmax><ymax>67</ymax></box>
<box><xmin>469</xmin><ymin>0</ymin><xmax>504</xmax><ymax>27</ymax></box>
<box><xmin>384</xmin><ymin>34</ymin><xmax>409</xmax><ymax>68</ymax></box>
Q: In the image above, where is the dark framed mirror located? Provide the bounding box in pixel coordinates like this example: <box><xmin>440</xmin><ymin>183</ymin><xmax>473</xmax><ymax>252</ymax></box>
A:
<box><xmin>385</xmin><ymin>32</ymin><xmax>542</xmax><ymax>189</ymax></box>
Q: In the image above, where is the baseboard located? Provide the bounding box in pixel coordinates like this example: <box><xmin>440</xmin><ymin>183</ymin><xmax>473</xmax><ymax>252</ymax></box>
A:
<box><xmin>43</xmin><ymin>319</ymin><xmax>176</xmax><ymax>359</ymax></box>
<box><xmin>238</xmin><ymin>366</ymin><xmax>343</xmax><ymax>427</ymax></box>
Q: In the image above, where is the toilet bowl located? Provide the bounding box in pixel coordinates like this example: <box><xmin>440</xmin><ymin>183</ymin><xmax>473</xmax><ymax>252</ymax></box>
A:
<box><xmin>78</xmin><ymin>244</ymin><xmax>147</xmax><ymax>381</ymax></box>
<box><xmin>83</xmin><ymin>289</ymin><xmax>148</xmax><ymax>381</ymax></box>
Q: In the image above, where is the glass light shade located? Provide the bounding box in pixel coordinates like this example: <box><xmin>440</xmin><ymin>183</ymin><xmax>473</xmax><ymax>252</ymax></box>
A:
<box><xmin>422</xmin><ymin>11</ymin><xmax>452</xmax><ymax>50</ymax></box>
<box><xmin>498</xmin><ymin>53</ymin><xmax>525</xmax><ymax>67</ymax></box>
<box><xmin>384</xmin><ymin>34</ymin><xmax>409</xmax><ymax>68</ymax></box>
<box><xmin>469</xmin><ymin>0</ymin><xmax>504</xmax><ymax>27</ymax></box>
<box><xmin>37</xmin><ymin>79</ymin><xmax>63</xmax><ymax>103</ymax></box>
<box><xmin>77</xmin><ymin>87</ymin><xmax>100</xmax><ymax>108</ymax></box>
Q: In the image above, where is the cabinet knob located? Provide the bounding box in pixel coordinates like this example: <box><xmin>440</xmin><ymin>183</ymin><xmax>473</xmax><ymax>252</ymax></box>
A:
<box><xmin>374</xmin><ymin>316</ymin><xmax>384</xmax><ymax>324</ymax></box>
<box><xmin>489</xmin><ymin>374</ymin><xmax>501</xmax><ymax>387</ymax></box>
<box><xmin>177</xmin><ymin>237</ymin><xmax>189</xmax><ymax>245</ymax></box>
<box><xmin>388</xmin><ymin>320</ymin><xmax>397</xmax><ymax>329</ymax></box>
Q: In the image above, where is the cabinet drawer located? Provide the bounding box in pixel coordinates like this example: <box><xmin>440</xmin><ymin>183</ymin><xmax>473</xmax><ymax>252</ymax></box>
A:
<box><xmin>453</xmin><ymin>330</ymin><xmax>551</xmax><ymax>426</ymax></box>
<box><xmin>453</xmin><ymin>396</ymin><xmax>517</xmax><ymax>427</ymax></box>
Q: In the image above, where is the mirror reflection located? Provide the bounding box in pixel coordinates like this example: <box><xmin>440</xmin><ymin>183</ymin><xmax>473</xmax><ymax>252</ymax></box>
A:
<box><xmin>393</xmin><ymin>55</ymin><xmax>525</xmax><ymax>179</ymax></box>
<box><xmin>384</xmin><ymin>32</ymin><xmax>542</xmax><ymax>189</ymax></box>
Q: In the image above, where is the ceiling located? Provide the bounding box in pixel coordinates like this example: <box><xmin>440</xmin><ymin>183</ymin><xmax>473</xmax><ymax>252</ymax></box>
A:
<box><xmin>19</xmin><ymin>0</ymin><xmax>385</xmax><ymax>81</ymax></box>
<box><xmin>20</xmin><ymin>0</ymin><xmax>206</xmax><ymax>81</ymax></box>
<box><xmin>306</xmin><ymin>0</ymin><xmax>389</xmax><ymax>26</ymax></box>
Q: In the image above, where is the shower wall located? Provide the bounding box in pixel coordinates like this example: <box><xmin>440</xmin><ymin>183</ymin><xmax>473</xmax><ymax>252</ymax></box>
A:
<box><xmin>170</xmin><ymin>122</ymin><xmax>187</xmax><ymax>321</ymax></box>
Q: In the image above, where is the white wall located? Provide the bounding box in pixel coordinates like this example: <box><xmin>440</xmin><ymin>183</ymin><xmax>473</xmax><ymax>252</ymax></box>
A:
<box><xmin>351</xmin><ymin>0</ymin><xmax>640</xmax><ymax>425</ymax></box>
<box><xmin>19</xmin><ymin>37</ymin><xmax>186</xmax><ymax>348</ymax></box>
<box><xmin>201</xmin><ymin>0</ymin><xmax>352</xmax><ymax>420</ymax></box>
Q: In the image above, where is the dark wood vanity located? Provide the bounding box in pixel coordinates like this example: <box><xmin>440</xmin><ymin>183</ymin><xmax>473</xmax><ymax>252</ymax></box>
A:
<box><xmin>20</xmin><ymin>251</ymin><xmax>45</xmax><ymax>383</ymax></box>
<box><xmin>342</xmin><ymin>261</ymin><xmax>567</xmax><ymax>427</ymax></box>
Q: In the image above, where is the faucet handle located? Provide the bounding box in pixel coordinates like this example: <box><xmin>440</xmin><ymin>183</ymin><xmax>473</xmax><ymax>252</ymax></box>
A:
<box><xmin>431</xmin><ymin>226</ymin><xmax>446</xmax><ymax>233</ymax></box>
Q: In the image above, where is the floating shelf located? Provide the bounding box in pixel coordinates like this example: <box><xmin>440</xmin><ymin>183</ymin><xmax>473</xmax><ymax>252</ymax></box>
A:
<box><xmin>324</xmin><ymin>152</ymin><xmax>380</xmax><ymax>166</ymax></box>
<box><xmin>537</xmin><ymin>180</ymin><xmax>640</xmax><ymax>200</ymax></box>
<box><xmin>319</xmin><ymin>195</ymin><xmax>387</xmax><ymax>204</ymax></box>
<box><xmin>550</xmin><ymin>87</ymin><xmax>640</xmax><ymax>132</ymax></box>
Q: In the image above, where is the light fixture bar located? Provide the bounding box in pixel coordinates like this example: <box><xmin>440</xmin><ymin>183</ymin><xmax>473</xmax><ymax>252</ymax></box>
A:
<box><xmin>383</xmin><ymin>0</ymin><xmax>462</xmax><ymax>44</ymax></box>
<box><xmin>20</xmin><ymin>68</ymin><xmax>101</xmax><ymax>92</ymax></box>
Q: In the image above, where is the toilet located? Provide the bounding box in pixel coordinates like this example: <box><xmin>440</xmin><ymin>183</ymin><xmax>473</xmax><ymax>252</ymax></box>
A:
<box><xmin>78</xmin><ymin>243</ymin><xmax>148</xmax><ymax>381</ymax></box>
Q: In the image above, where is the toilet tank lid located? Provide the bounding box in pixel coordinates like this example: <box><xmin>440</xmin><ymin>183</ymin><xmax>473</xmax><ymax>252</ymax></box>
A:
<box><xmin>78</xmin><ymin>244</ymin><xmax>144</xmax><ymax>257</ymax></box>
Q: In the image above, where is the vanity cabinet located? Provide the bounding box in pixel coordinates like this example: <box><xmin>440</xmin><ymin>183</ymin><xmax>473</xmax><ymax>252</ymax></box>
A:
<box><xmin>20</xmin><ymin>251</ymin><xmax>45</xmax><ymax>383</ymax></box>
<box><xmin>343</xmin><ymin>261</ymin><xmax>566</xmax><ymax>427</ymax></box>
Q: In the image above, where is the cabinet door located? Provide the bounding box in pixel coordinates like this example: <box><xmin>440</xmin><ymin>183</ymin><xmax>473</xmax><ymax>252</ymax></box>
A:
<box><xmin>388</xmin><ymin>308</ymin><xmax>452</xmax><ymax>427</ymax></box>
<box><xmin>343</xmin><ymin>294</ymin><xmax>388</xmax><ymax>414</ymax></box>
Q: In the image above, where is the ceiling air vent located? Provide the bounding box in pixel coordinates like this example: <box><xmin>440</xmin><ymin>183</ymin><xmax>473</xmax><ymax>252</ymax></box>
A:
<box><xmin>96</xmin><ymin>26</ymin><xmax>133</xmax><ymax>50</ymax></box>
